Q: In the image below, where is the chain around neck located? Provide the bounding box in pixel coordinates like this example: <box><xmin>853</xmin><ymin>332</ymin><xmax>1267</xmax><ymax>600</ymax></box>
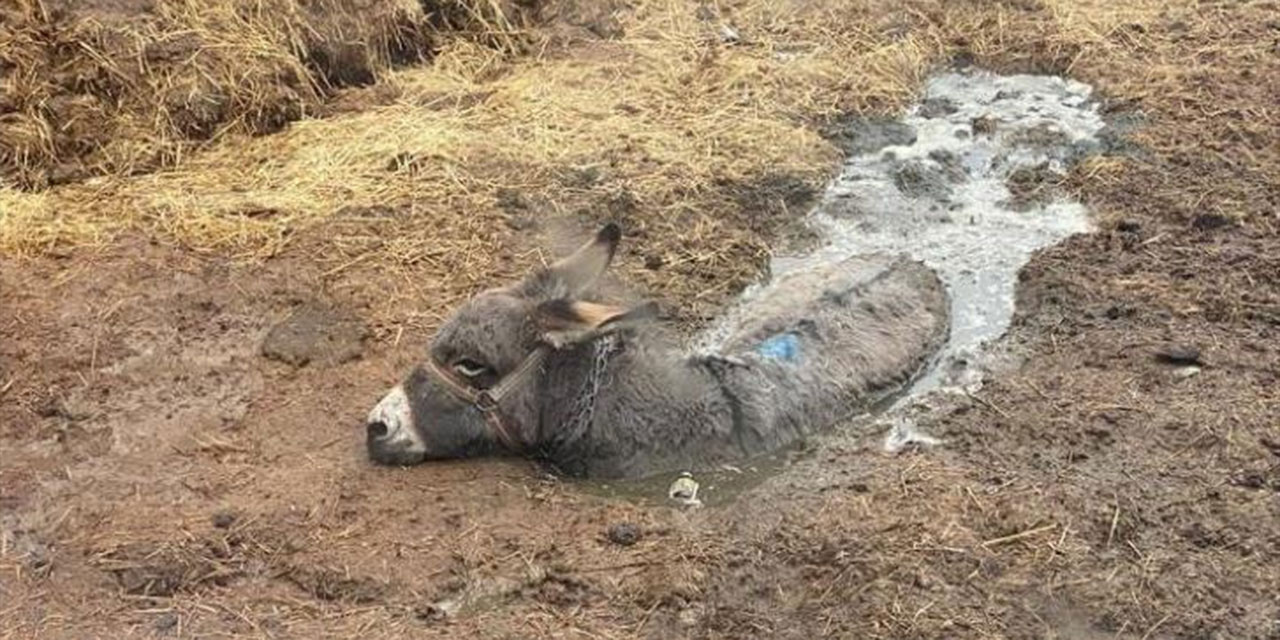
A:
<box><xmin>546</xmin><ymin>334</ymin><xmax>621</xmax><ymax>450</ymax></box>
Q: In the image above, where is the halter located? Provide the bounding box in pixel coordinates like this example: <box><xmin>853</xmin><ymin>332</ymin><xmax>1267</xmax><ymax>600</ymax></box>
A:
<box><xmin>423</xmin><ymin>346</ymin><xmax>551</xmax><ymax>453</ymax></box>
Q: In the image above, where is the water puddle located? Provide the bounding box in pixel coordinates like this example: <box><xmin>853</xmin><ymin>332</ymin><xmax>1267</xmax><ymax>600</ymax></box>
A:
<box><xmin>581</xmin><ymin>451</ymin><xmax>794</xmax><ymax>508</ymax></box>
<box><xmin>582</xmin><ymin>70</ymin><xmax>1114</xmax><ymax>507</ymax></box>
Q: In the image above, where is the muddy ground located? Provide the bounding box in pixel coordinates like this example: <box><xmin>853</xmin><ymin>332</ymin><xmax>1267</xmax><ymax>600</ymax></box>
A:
<box><xmin>3</xmin><ymin>1</ymin><xmax>1280</xmax><ymax>639</ymax></box>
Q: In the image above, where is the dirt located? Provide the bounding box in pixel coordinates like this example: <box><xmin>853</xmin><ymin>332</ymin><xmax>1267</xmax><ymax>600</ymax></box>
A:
<box><xmin>892</xmin><ymin>159</ymin><xmax>954</xmax><ymax>201</ymax></box>
<box><xmin>1004</xmin><ymin>162</ymin><xmax>1063</xmax><ymax>211</ymax></box>
<box><xmin>3</xmin><ymin>185</ymin><xmax>1278</xmax><ymax>639</ymax></box>
<box><xmin>261</xmin><ymin>301</ymin><xmax>368</xmax><ymax>368</ymax></box>
<box><xmin>822</xmin><ymin>116</ymin><xmax>919</xmax><ymax>156</ymax></box>
<box><xmin>3</xmin><ymin>2</ymin><xmax>1280</xmax><ymax>639</ymax></box>
<box><xmin>605</xmin><ymin>522</ymin><xmax>642</xmax><ymax>546</ymax></box>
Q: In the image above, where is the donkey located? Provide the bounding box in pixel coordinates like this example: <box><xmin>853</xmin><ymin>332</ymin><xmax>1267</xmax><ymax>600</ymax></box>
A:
<box><xmin>366</xmin><ymin>223</ymin><xmax>949</xmax><ymax>478</ymax></box>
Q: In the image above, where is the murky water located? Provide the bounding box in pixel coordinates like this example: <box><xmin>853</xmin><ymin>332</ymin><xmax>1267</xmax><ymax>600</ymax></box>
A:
<box><xmin>583</xmin><ymin>70</ymin><xmax>1112</xmax><ymax>506</ymax></box>
<box><xmin>581</xmin><ymin>451</ymin><xmax>794</xmax><ymax>508</ymax></box>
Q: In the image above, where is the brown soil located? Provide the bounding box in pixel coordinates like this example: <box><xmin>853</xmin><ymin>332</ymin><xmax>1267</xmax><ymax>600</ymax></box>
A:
<box><xmin>3</xmin><ymin>0</ymin><xmax>1279</xmax><ymax>638</ymax></box>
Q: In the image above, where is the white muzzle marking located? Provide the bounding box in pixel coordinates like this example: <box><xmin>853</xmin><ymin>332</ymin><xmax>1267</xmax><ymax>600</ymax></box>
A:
<box><xmin>368</xmin><ymin>385</ymin><xmax>425</xmax><ymax>455</ymax></box>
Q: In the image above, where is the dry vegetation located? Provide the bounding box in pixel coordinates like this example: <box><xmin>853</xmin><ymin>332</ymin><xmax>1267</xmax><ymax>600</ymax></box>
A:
<box><xmin>4</xmin><ymin>0</ymin><xmax>1274</xmax><ymax>323</ymax></box>
<box><xmin>2</xmin><ymin>0</ymin><xmax>1278</xmax><ymax>637</ymax></box>
<box><xmin>0</xmin><ymin>0</ymin><xmax>535</xmax><ymax>187</ymax></box>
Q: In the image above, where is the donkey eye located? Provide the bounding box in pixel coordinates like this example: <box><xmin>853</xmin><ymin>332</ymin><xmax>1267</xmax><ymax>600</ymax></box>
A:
<box><xmin>452</xmin><ymin>358</ymin><xmax>490</xmax><ymax>378</ymax></box>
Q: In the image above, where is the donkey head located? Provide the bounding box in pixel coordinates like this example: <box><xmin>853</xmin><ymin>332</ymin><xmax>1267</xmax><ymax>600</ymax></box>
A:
<box><xmin>365</xmin><ymin>223</ymin><xmax>655</xmax><ymax>466</ymax></box>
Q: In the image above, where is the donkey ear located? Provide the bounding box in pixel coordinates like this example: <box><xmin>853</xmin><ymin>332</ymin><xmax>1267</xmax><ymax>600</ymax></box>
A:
<box><xmin>518</xmin><ymin>223</ymin><xmax>622</xmax><ymax>300</ymax></box>
<box><xmin>535</xmin><ymin>299</ymin><xmax>659</xmax><ymax>348</ymax></box>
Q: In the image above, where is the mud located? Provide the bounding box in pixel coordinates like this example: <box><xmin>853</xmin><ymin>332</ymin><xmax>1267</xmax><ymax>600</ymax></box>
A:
<box><xmin>261</xmin><ymin>301</ymin><xmax>368</xmax><ymax>368</ymax></box>
<box><xmin>795</xmin><ymin>72</ymin><xmax>1107</xmax><ymax>398</ymax></box>
<box><xmin>823</xmin><ymin>117</ymin><xmax>919</xmax><ymax>156</ymax></box>
<box><xmin>3</xmin><ymin>27</ymin><xmax>1280</xmax><ymax>640</ymax></box>
<box><xmin>3</xmin><ymin>180</ymin><xmax>1279</xmax><ymax>640</ymax></box>
<box><xmin>670</xmin><ymin>71</ymin><xmax>1109</xmax><ymax>478</ymax></box>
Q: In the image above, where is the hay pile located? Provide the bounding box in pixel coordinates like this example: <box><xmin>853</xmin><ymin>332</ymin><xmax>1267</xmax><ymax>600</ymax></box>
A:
<box><xmin>0</xmin><ymin>0</ymin><xmax>533</xmax><ymax>189</ymax></box>
<box><xmin>0</xmin><ymin>0</ymin><xmax>934</xmax><ymax>322</ymax></box>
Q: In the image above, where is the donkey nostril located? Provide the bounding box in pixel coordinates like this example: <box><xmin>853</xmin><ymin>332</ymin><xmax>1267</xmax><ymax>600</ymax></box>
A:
<box><xmin>367</xmin><ymin>421</ymin><xmax>389</xmax><ymax>439</ymax></box>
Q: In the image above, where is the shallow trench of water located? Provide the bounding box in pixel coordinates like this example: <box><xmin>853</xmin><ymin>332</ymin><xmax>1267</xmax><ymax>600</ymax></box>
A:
<box><xmin>583</xmin><ymin>69</ymin><xmax>1119</xmax><ymax>507</ymax></box>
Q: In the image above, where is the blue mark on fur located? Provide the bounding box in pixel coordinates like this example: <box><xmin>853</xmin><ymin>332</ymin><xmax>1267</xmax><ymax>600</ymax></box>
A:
<box><xmin>756</xmin><ymin>332</ymin><xmax>801</xmax><ymax>363</ymax></box>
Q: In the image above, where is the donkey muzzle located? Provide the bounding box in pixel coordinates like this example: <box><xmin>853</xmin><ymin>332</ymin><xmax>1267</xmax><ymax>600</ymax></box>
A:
<box><xmin>366</xmin><ymin>385</ymin><xmax>427</xmax><ymax>465</ymax></box>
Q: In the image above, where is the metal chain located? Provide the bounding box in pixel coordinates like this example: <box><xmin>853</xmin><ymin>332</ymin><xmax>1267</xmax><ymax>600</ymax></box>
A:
<box><xmin>556</xmin><ymin>334</ymin><xmax>621</xmax><ymax>446</ymax></box>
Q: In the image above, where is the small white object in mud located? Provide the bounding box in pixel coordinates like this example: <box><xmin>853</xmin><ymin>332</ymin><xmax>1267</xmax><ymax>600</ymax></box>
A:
<box><xmin>668</xmin><ymin>471</ymin><xmax>703</xmax><ymax>507</ymax></box>
<box><xmin>883</xmin><ymin>417</ymin><xmax>942</xmax><ymax>453</ymax></box>
<box><xmin>1174</xmin><ymin>365</ymin><xmax>1202</xmax><ymax>379</ymax></box>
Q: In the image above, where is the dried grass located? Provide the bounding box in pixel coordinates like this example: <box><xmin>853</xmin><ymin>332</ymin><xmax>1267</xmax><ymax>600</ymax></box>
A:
<box><xmin>1</xmin><ymin>0</ymin><xmax>1277</xmax><ymax>319</ymax></box>
<box><xmin>0</xmin><ymin>0</ymin><xmax>531</xmax><ymax>189</ymax></box>
<box><xmin>3</xmin><ymin>0</ymin><xmax>948</xmax><ymax>320</ymax></box>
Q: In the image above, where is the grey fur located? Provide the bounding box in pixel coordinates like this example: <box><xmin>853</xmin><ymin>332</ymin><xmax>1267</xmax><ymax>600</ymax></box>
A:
<box><xmin>366</xmin><ymin>224</ymin><xmax>950</xmax><ymax>479</ymax></box>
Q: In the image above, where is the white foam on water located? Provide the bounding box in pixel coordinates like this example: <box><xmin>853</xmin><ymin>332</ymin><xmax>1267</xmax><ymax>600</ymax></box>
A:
<box><xmin>692</xmin><ymin>70</ymin><xmax>1106</xmax><ymax>445</ymax></box>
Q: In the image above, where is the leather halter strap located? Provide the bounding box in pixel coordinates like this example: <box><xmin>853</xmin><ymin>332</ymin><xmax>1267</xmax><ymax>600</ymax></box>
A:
<box><xmin>423</xmin><ymin>346</ymin><xmax>550</xmax><ymax>452</ymax></box>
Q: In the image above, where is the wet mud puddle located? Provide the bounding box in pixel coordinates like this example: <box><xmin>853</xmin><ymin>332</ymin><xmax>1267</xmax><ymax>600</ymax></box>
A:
<box><xmin>585</xmin><ymin>70</ymin><xmax>1111</xmax><ymax>506</ymax></box>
